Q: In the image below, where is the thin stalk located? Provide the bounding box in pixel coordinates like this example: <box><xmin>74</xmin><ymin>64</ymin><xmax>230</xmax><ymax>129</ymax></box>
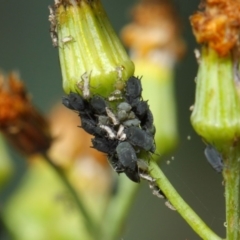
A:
<box><xmin>149</xmin><ymin>161</ymin><xmax>223</xmax><ymax>240</ymax></box>
<box><xmin>41</xmin><ymin>153</ymin><xmax>96</xmax><ymax>239</ymax></box>
<box><xmin>223</xmin><ymin>147</ymin><xmax>240</xmax><ymax>240</ymax></box>
<box><xmin>99</xmin><ymin>175</ymin><xmax>139</xmax><ymax>240</ymax></box>
<box><xmin>0</xmin><ymin>211</ymin><xmax>14</xmax><ymax>240</ymax></box>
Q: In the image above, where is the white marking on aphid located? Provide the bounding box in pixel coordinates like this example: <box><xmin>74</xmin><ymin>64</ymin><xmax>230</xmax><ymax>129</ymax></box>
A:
<box><xmin>117</xmin><ymin>125</ymin><xmax>126</xmax><ymax>141</ymax></box>
<box><xmin>105</xmin><ymin>107</ymin><xmax>119</xmax><ymax>125</ymax></box>
<box><xmin>99</xmin><ymin>125</ymin><xmax>116</xmax><ymax>139</ymax></box>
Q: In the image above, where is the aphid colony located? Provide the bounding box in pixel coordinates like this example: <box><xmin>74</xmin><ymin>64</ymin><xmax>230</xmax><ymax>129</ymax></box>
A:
<box><xmin>62</xmin><ymin>76</ymin><xmax>156</xmax><ymax>183</ymax></box>
<box><xmin>62</xmin><ymin>75</ymin><xmax>177</xmax><ymax>209</ymax></box>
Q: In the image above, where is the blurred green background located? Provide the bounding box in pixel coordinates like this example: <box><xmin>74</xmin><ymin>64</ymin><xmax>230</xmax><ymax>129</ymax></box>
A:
<box><xmin>0</xmin><ymin>0</ymin><xmax>225</xmax><ymax>239</ymax></box>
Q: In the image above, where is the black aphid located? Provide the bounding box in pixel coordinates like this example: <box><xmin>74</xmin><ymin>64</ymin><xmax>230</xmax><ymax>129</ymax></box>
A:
<box><xmin>124</xmin><ymin>168</ymin><xmax>140</xmax><ymax>183</ymax></box>
<box><xmin>204</xmin><ymin>145</ymin><xmax>223</xmax><ymax>173</ymax></box>
<box><xmin>90</xmin><ymin>95</ymin><xmax>107</xmax><ymax>115</ymax></box>
<box><xmin>80</xmin><ymin>117</ymin><xmax>104</xmax><ymax>136</ymax></box>
<box><xmin>125</xmin><ymin>76</ymin><xmax>142</xmax><ymax>105</ymax></box>
<box><xmin>116</xmin><ymin>142</ymin><xmax>137</xmax><ymax>170</ymax></box>
<box><xmin>134</xmin><ymin>101</ymin><xmax>149</xmax><ymax>118</ymax></box>
<box><xmin>116</xmin><ymin>142</ymin><xmax>140</xmax><ymax>182</ymax></box>
<box><xmin>108</xmin><ymin>154</ymin><xmax>125</xmax><ymax>173</ymax></box>
<box><xmin>62</xmin><ymin>92</ymin><xmax>85</xmax><ymax>111</ymax></box>
<box><xmin>91</xmin><ymin>137</ymin><xmax>118</xmax><ymax>154</ymax></box>
<box><xmin>140</xmin><ymin>109</ymin><xmax>155</xmax><ymax>134</ymax></box>
<box><xmin>124</xmin><ymin>126</ymin><xmax>155</xmax><ymax>152</ymax></box>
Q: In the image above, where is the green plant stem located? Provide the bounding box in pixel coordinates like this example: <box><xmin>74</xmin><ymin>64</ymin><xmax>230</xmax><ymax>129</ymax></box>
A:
<box><xmin>0</xmin><ymin>210</ymin><xmax>14</xmax><ymax>240</ymax></box>
<box><xmin>149</xmin><ymin>161</ymin><xmax>223</xmax><ymax>240</ymax></box>
<box><xmin>223</xmin><ymin>147</ymin><xmax>240</xmax><ymax>240</ymax></box>
<box><xmin>99</xmin><ymin>175</ymin><xmax>139</xmax><ymax>240</ymax></box>
<box><xmin>41</xmin><ymin>153</ymin><xmax>96</xmax><ymax>239</ymax></box>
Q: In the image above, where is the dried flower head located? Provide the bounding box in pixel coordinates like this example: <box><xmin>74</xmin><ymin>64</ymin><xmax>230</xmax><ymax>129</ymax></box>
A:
<box><xmin>0</xmin><ymin>72</ymin><xmax>52</xmax><ymax>155</ymax></box>
<box><xmin>121</xmin><ymin>0</ymin><xmax>186</xmax><ymax>59</ymax></box>
<box><xmin>190</xmin><ymin>0</ymin><xmax>240</xmax><ymax>56</ymax></box>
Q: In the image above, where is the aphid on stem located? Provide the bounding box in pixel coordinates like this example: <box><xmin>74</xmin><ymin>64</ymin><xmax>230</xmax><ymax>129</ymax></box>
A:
<box><xmin>77</xmin><ymin>72</ymin><xmax>91</xmax><ymax>99</ymax></box>
<box><xmin>61</xmin><ymin>35</ymin><xmax>75</xmax><ymax>48</ymax></box>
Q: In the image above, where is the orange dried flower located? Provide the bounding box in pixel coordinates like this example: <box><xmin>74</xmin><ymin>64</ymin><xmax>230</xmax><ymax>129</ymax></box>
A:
<box><xmin>190</xmin><ymin>0</ymin><xmax>240</xmax><ymax>56</ymax></box>
<box><xmin>121</xmin><ymin>0</ymin><xmax>185</xmax><ymax>59</ymax></box>
<box><xmin>0</xmin><ymin>72</ymin><xmax>52</xmax><ymax>155</ymax></box>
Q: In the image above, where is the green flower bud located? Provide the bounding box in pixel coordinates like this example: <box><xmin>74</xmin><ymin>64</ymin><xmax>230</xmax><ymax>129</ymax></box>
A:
<box><xmin>51</xmin><ymin>0</ymin><xmax>134</xmax><ymax>96</ymax></box>
<box><xmin>191</xmin><ymin>47</ymin><xmax>240</xmax><ymax>148</ymax></box>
